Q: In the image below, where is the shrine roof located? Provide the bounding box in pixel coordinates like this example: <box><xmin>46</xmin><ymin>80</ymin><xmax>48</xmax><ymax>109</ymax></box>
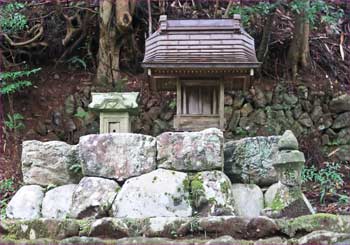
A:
<box><xmin>142</xmin><ymin>15</ymin><xmax>260</xmax><ymax>70</ymax></box>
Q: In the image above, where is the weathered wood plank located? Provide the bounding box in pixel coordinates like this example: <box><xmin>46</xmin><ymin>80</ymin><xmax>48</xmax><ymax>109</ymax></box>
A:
<box><xmin>213</xmin><ymin>88</ymin><xmax>217</xmax><ymax>115</ymax></box>
<box><xmin>176</xmin><ymin>79</ymin><xmax>181</xmax><ymax>117</ymax></box>
<box><xmin>174</xmin><ymin>115</ymin><xmax>220</xmax><ymax>131</ymax></box>
<box><xmin>219</xmin><ymin>80</ymin><xmax>225</xmax><ymax>130</ymax></box>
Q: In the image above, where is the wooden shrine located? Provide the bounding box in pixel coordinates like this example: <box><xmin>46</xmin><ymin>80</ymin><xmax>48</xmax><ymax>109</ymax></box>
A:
<box><xmin>142</xmin><ymin>15</ymin><xmax>260</xmax><ymax>131</ymax></box>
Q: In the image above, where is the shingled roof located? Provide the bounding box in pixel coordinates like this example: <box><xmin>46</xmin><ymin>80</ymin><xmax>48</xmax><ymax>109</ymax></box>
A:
<box><xmin>142</xmin><ymin>15</ymin><xmax>260</xmax><ymax>70</ymax></box>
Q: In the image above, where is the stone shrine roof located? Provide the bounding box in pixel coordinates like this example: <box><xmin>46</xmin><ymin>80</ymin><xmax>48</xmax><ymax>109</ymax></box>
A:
<box><xmin>88</xmin><ymin>92</ymin><xmax>139</xmax><ymax>112</ymax></box>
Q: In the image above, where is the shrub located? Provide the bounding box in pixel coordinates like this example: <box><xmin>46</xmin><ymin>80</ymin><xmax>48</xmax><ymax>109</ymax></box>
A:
<box><xmin>302</xmin><ymin>162</ymin><xmax>347</xmax><ymax>204</ymax></box>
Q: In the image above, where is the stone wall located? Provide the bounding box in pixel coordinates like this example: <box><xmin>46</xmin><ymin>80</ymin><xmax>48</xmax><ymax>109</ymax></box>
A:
<box><xmin>7</xmin><ymin>128</ymin><xmax>301</xmax><ymax>222</ymax></box>
<box><xmin>222</xmin><ymin>85</ymin><xmax>350</xmax><ymax>162</ymax></box>
<box><xmin>132</xmin><ymin>83</ymin><xmax>350</xmax><ymax>162</ymax></box>
<box><xmin>3</xmin><ymin>128</ymin><xmax>349</xmax><ymax>244</ymax></box>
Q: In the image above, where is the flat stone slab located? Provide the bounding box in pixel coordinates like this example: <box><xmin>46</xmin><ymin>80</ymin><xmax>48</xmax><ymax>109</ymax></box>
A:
<box><xmin>156</xmin><ymin>128</ymin><xmax>223</xmax><ymax>171</ymax></box>
<box><xmin>79</xmin><ymin>133</ymin><xmax>157</xmax><ymax>181</ymax></box>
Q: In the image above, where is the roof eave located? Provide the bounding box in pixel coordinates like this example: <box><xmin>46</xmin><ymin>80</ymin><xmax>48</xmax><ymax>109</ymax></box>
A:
<box><xmin>142</xmin><ymin>62</ymin><xmax>261</xmax><ymax>69</ymax></box>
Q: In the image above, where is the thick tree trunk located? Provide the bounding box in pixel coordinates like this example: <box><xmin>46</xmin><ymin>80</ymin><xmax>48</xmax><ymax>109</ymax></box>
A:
<box><xmin>288</xmin><ymin>0</ymin><xmax>310</xmax><ymax>80</ymax></box>
<box><xmin>96</xmin><ymin>0</ymin><xmax>135</xmax><ymax>86</ymax></box>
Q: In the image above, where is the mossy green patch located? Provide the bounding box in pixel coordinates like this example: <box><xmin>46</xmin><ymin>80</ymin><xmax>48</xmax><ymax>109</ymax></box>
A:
<box><xmin>270</xmin><ymin>196</ymin><xmax>284</xmax><ymax>211</ymax></box>
<box><xmin>220</xmin><ymin>180</ymin><xmax>230</xmax><ymax>195</ymax></box>
<box><xmin>77</xmin><ymin>219</ymin><xmax>92</xmax><ymax>236</ymax></box>
<box><xmin>191</xmin><ymin>174</ymin><xmax>205</xmax><ymax>208</ymax></box>
<box><xmin>182</xmin><ymin>178</ymin><xmax>191</xmax><ymax>192</ymax></box>
<box><xmin>277</xmin><ymin>213</ymin><xmax>348</xmax><ymax>237</ymax></box>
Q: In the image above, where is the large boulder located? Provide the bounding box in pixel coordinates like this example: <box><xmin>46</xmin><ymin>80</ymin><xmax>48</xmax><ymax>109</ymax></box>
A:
<box><xmin>22</xmin><ymin>141</ymin><xmax>81</xmax><ymax>186</ymax></box>
<box><xmin>191</xmin><ymin>171</ymin><xmax>235</xmax><ymax>216</ymax></box>
<box><xmin>329</xmin><ymin>94</ymin><xmax>350</xmax><ymax>113</ymax></box>
<box><xmin>111</xmin><ymin>169</ymin><xmax>192</xmax><ymax>218</ymax></box>
<box><xmin>224</xmin><ymin>136</ymin><xmax>280</xmax><ymax>186</ymax></box>
<box><xmin>69</xmin><ymin>177</ymin><xmax>120</xmax><ymax>219</ymax></box>
<box><xmin>157</xmin><ymin>128</ymin><xmax>223</xmax><ymax>171</ymax></box>
<box><xmin>231</xmin><ymin>184</ymin><xmax>264</xmax><ymax>217</ymax></box>
<box><xmin>79</xmin><ymin>133</ymin><xmax>156</xmax><ymax>181</ymax></box>
<box><xmin>6</xmin><ymin>185</ymin><xmax>44</xmax><ymax>219</ymax></box>
<box><xmin>42</xmin><ymin>184</ymin><xmax>77</xmax><ymax>219</ymax></box>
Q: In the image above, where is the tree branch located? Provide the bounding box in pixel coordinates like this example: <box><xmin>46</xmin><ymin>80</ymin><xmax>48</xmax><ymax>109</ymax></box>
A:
<box><xmin>1</xmin><ymin>24</ymin><xmax>44</xmax><ymax>47</ymax></box>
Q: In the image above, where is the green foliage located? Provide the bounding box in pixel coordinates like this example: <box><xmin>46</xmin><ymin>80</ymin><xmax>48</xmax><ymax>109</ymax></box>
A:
<box><xmin>229</xmin><ymin>2</ymin><xmax>276</xmax><ymax>26</ymax></box>
<box><xmin>4</xmin><ymin>113</ymin><xmax>24</xmax><ymax>131</ymax></box>
<box><xmin>74</xmin><ymin>110</ymin><xmax>88</xmax><ymax>120</ymax></box>
<box><xmin>0</xmin><ymin>178</ymin><xmax>15</xmax><ymax>218</ymax></box>
<box><xmin>1</xmin><ymin>68</ymin><xmax>41</xmax><ymax>132</ymax></box>
<box><xmin>191</xmin><ymin>174</ymin><xmax>205</xmax><ymax>207</ymax></box>
<box><xmin>290</xmin><ymin>0</ymin><xmax>344</xmax><ymax>26</ymax></box>
<box><xmin>168</xmin><ymin>99</ymin><xmax>177</xmax><ymax>110</ymax></box>
<box><xmin>302</xmin><ymin>162</ymin><xmax>345</xmax><ymax>204</ymax></box>
<box><xmin>66</xmin><ymin>56</ymin><xmax>87</xmax><ymax>70</ymax></box>
<box><xmin>0</xmin><ymin>68</ymin><xmax>41</xmax><ymax>95</ymax></box>
<box><xmin>234</xmin><ymin>127</ymin><xmax>248</xmax><ymax>137</ymax></box>
<box><xmin>0</xmin><ymin>2</ymin><xmax>28</xmax><ymax>34</ymax></box>
<box><xmin>270</xmin><ymin>195</ymin><xmax>284</xmax><ymax>211</ymax></box>
<box><xmin>46</xmin><ymin>184</ymin><xmax>57</xmax><ymax>191</ymax></box>
<box><xmin>69</xmin><ymin>163</ymin><xmax>82</xmax><ymax>174</ymax></box>
<box><xmin>338</xmin><ymin>194</ymin><xmax>349</xmax><ymax>205</ymax></box>
<box><xmin>230</xmin><ymin>0</ymin><xmax>343</xmax><ymax>28</ymax></box>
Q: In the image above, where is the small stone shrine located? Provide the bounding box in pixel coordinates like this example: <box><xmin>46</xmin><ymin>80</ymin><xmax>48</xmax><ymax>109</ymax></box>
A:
<box><xmin>264</xmin><ymin>130</ymin><xmax>315</xmax><ymax>218</ymax></box>
<box><xmin>142</xmin><ymin>15</ymin><xmax>260</xmax><ymax>131</ymax></box>
<box><xmin>88</xmin><ymin>92</ymin><xmax>139</xmax><ymax>133</ymax></box>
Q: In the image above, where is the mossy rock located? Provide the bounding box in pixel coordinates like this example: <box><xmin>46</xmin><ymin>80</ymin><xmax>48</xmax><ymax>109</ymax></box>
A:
<box><xmin>2</xmin><ymin>219</ymin><xmax>80</xmax><ymax>240</ymax></box>
<box><xmin>0</xmin><ymin>238</ymin><xmax>57</xmax><ymax>245</ymax></box>
<box><xmin>277</xmin><ymin>213</ymin><xmax>350</xmax><ymax>237</ymax></box>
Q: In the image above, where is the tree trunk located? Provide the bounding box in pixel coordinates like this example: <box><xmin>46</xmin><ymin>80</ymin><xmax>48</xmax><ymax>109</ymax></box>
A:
<box><xmin>257</xmin><ymin>12</ymin><xmax>275</xmax><ymax>63</ymax></box>
<box><xmin>257</xmin><ymin>0</ymin><xmax>282</xmax><ymax>64</ymax></box>
<box><xmin>288</xmin><ymin>0</ymin><xmax>310</xmax><ymax>80</ymax></box>
<box><xmin>96</xmin><ymin>0</ymin><xmax>135</xmax><ymax>86</ymax></box>
<box><xmin>0</xmin><ymin>94</ymin><xmax>4</xmax><ymax>156</ymax></box>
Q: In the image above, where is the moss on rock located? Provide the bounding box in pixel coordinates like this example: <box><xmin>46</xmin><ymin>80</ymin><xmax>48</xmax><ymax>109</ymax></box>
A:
<box><xmin>277</xmin><ymin>213</ymin><xmax>350</xmax><ymax>237</ymax></box>
<box><xmin>2</xmin><ymin>219</ymin><xmax>80</xmax><ymax>240</ymax></box>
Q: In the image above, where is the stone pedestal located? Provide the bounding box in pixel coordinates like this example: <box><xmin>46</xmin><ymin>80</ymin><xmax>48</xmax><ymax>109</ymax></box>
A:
<box><xmin>88</xmin><ymin>92</ymin><xmax>139</xmax><ymax>134</ymax></box>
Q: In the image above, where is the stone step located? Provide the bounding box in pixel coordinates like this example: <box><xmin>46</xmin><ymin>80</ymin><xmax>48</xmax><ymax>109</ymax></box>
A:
<box><xmin>1</xmin><ymin>214</ymin><xmax>350</xmax><ymax>241</ymax></box>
